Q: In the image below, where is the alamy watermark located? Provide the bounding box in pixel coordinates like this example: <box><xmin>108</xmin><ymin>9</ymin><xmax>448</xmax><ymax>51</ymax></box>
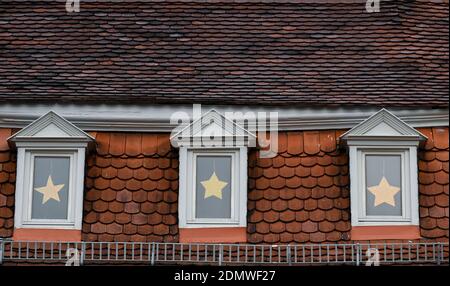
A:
<box><xmin>65</xmin><ymin>1</ymin><xmax>381</xmax><ymax>14</ymax></box>
<box><xmin>365</xmin><ymin>248</ymin><xmax>380</xmax><ymax>266</ymax></box>
<box><xmin>66</xmin><ymin>0</ymin><xmax>80</xmax><ymax>13</ymax></box>
<box><xmin>366</xmin><ymin>0</ymin><xmax>381</xmax><ymax>13</ymax></box>
<box><xmin>169</xmin><ymin>104</ymin><xmax>279</xmax><ymax>159</ymax></box>
<box><xmin>65</xmin><ymin>248</ymin><xmax>81</xmax><ymax>266</ymax></box>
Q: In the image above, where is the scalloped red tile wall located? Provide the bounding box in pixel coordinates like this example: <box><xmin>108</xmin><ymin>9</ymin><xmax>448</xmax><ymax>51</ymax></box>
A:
<box><xmin>0</xmin><ymin>128</ymin><xmax>16</xmax><ymax>238</ymax></box>
<box><xmin>83</xmin><ymin>132</ymin><xmax>179</xmax><ymax>242</ymax></box>
<box><xmin>0</xmin><ymin>128</ymin><xmax>448</xmax><ymax>243</ymax></box>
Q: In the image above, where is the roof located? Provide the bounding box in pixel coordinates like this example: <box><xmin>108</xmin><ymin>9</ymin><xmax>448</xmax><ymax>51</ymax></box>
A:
<box><xmin>0</xmin><ymin>1</ymin><xmax>448</xmax><ymax>107</ymax></box>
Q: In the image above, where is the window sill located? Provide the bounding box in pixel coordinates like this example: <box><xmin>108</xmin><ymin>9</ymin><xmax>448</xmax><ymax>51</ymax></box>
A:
<box><xmin>350</xmin><ymin>225</ymin><xmax>420</xmax><ymax>240</ymax></box>
<box><xmin>179</xmin><ymin>227</ymin><xmax>246</xmax><ymax>243</ymax></box>
<box><xmin>13</xmin><ymin>228</ymin><xmax>82</xmax><ymax>242</ymax></box>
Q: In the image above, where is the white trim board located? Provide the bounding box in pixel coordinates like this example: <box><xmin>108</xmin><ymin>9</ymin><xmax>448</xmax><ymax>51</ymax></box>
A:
<box><xmin>0</xmin><ymin>104</ymin><xmax>447</xmax><ymax>132</ymax></box>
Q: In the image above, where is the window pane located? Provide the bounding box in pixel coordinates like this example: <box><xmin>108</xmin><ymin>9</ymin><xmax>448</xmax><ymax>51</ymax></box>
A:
<box><xmin>195</xmin><ymin>155</ymin><xmax>232</xmax><ymax>219</ymax></box>
<box><xmin>365</xmin><ymin>155</ymin><xmax>402</xmax><ymax>216</ymax></box>
<box><xmin>31</xmin><ymin>156</ymin><xmax>70</xmax><ymax>220</ymax></box>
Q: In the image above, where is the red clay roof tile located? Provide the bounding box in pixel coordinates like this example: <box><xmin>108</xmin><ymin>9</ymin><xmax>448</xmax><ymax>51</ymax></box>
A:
<box><xmin>335</xmin><ymin>221</ymin><xmax>351</xmax><ymax>232</ymax></box>
<box><xmin>310</xmin><ymin>209</ymin><xmax>326</xmax><ymax>222</ymax></box>
<box><xmin>280</xmin><ymin>233</ymin><xmax>293</xmax><ymax>243</ymax></box>
<box><xmin>287</xmin><ymin>198</ymin><xmax>303</xmax><ymax>211</ymax></box>
<box><xmin>109</xmin><ymin>133</ymin><xmax>126</xmax><ymax>156</ymax></box>
<box><xmin>419</xmin><ymin>128</ymin><xmax>435</xmax><ymax>151</ymax></box>
<box><xmin>270</xmin><ymin>177</ymin><xmax>285</xmax><ymax>189</ymax></box>
<box><xmin>131</xmin><ymin>214</ymin><xmax>148</xmax><ymax>226</ymax></box>
<box><xmin>117</xmin><ymin>167</ymin><xmax>133</xmax><ymax>180</ymax></box>
<box><xmin>93</xmin><ymin>177</ymin><xmax>109</xmax><ymax>190</ymax></box>
<box><xmin>304</xmin><ymin>132</ymin><xmax>320</xmax><ymax>155</ymax></box>
<box><xmin>279</xmin><ymin>210</ymin><xmax>296</xmax><ymax>223</ymax></box>
<box><xmin>95</xmin><ymin>133</ymin><xmax>110</xmax><ymax>156</ymax></box>
<box><xmin>277</xmin><ymin>133</ymin><xmax>288</xmax><ymax>154</ymax></box>
<box><xmin>108</xmin><ymin>201</ymin><xmax>126</xmax><ymax>214</ymax></box>
<box><xmin>154</xmin><ymin>224</ymin><xmax>170</xmax><ymax>236</ymax></box>
<box><xmin>325</xmin><ymin>209</ymin><xmax>341</xmax><ymax>222</ymax></box>
<box><xmin>429</xmin><ymin>206</ymin><xmax>446</xmax><ymax>218</ymax></box>
<box><xmin>157</xmin><ymin>134</ymin><xmax>171</xmax><ymax>157</ymax></box>
<box><xmin>126</xmin><ymin>179</ymin><xmax>142</xmax><ymax>191</ymax></box>
<box><xmin>287</xmin><ymin>132</ymin><xmax>303</xmax><ymax>155</ymax></box>
<box><xmin>280</xmin><ymin>189</ymin><xmax>296</xmax><ymax>200</ymax></box>
<box><xmin>285</xmin><ymin>157</ymin><xmax>301</xmax><ymax>168</ymax></box>
<box><xmin>301</xmin><ymin>221</ymin><xmax>318</xmax><ymax>233</ymax></box>
<box><xmin>319</xmin><ymin>131</ymin><xmax>337</xmax><ymax>153</ymax></box>
<box><xmin>138</xmin><ymin>225</ymin><xmax>153</xmax><ymax>235</ymax></box>
<box><xmin>99</xmin><ymin>212</ymin><xmax>115</xmax><ymax>224</ymax></box>
<box><xmin>115</xmin><ymin>213</ymin><xmax>131</xmax><ymax>224</ymax></box>
<box><xmin>116</xmin><ymin>190</ymin><xmax>132</xmax><ymax>203</ymax></box>
<box><xmin>92</xmin><ymin>200</ymin><xmax>109</xmax><ymax>213</ymax></box>
<box><xmin>436</xmin><ymin>151</ymin><xmax>449</xmax><ymax>162</ymax></box>
<box><xmin>256</xmin><ymin>222</ymin><xmax>270</xmax><ymax>234</ymax></box>
<box><xmin>126</xmin><ymin>158</ymin><xmax>143</xmax><ymax>169</ymax></box>
<box><xmin>310</xmin><ymin>232</ymin><xmax>326</xmax><ymax>243</ymax></box>
<box><xmin>272</xmin><ymin>199</ymin><xmax>288</xmax><ymax>212</ymax></box>
<box><xmin>149</xmin><ymin>169</ymin><xmax>164</xmax><ymax>181</ymax></box>
<box><xmin>123</xmin><ymin>224</ymin><xmax>137</xmax><ymax>235</ymax></box>
<box><xmin>304</xmin><ymin>198</ymin><xmax>318</xmax><ymax>211</ymax></box>
<box><xmin>263</xmin><ymin>210</ymin><xmax>279</xmax><ymax>223</ymax></box>
<box><xmin>435</xmin><ymin>170</ymin><xmax>448</xmax><ymax>185</ymax></box>
<box><xmin>272</xmin><ymin>156</ymin><xmax>285</xmax><ymax>168</ymax></box>
<box><xmin>124</xmin><ymin>202</ymin><xmax>140</xmax><ymax>214</ymax></box>
<box><xmin>434</xmin><ymin>128</ymin><xmax>449</xmax><ymax>150</ymax></box>
<box><xmin>85</xmin><ymin>189</ymin><xmax>101</xmax><ymax>202</ymax></box>
<box><xmin>293</xmin><ymin>232</ymin><xmax>309</xmax><ymax>243</ymax></box>
<box><xmin>286</xmin><ymin>177</ymin><xmax>301</xmax><ymax>188</ymax></box>
<box><xmin>0</xmin><ymin>129</ymin><xmax>11</xmax><ymax>151</ymax></box>
<box><xmin>125</xmin><ymin>134</ymin><xmax>142</xmax><ymax>157</ymax></box>
<box><xmin>91</xmin><ymin>223</ymin><xmax>107</xmax><ymax>234</ymax></box>
<box><xmin>132</xmin><ymin>190</ymin><xmax>147</xmax><ymax>203</ymax></box>
<box><xmin>319</xmin><ymin>221</ymin><xmax>335</xmax><ymax>233</ymax></box>
<box><xmin>286</xmin><ymin>222</ymin><xmax>302</xmax><ymax>233</ymax></box>
<box><xmin>142</xmin><ymin>134</ymin><xmax>158</xmax><ymax>156</ymax></box>
<box><xmin>270</xmin><ymin>222</ymin><xmax>286</xmax><ymax>234</ymax></box>
<box><xmin>300</xmin><ymin>156</ymin><xmax>317</xmax><ymax>167</ymax></box>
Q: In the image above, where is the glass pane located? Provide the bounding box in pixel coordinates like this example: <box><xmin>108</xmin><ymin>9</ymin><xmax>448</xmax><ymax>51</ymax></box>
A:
<box><xmin>31</xmin><ymin>156</ymin><xmax>70</xmax><ymax>220</ymax></box>
<box><xmin>195</xmin><ymin>155</ymin><xmax>232</xmax><ymax>219</ymax></box>
<box><xmin>365</xmin><ymin>155</ymin><xmax>402</xmax><ymax>216</ymax></box>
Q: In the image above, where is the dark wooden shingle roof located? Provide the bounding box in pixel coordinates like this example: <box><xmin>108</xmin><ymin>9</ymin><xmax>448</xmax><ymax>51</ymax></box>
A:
<box><xmin>0</xmin><ymin>1</ymin><xmax>448</xmax><ymax>107</ymax></box>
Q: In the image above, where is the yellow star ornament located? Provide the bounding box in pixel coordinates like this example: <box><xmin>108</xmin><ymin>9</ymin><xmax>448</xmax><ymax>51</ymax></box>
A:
<box><xmin>34</xmin><ymin>175</ymin><xmax>65</xmax><ymax>204</ymax></box>
<box><xmin>368</xmin><ymin>176</ymin><xmax>400</xmax><ymax>207</ymax></box>
<box><xmin>201</xmin><ymin>172</ymin><xmax>228</xmax><ymax>200</ymax></box>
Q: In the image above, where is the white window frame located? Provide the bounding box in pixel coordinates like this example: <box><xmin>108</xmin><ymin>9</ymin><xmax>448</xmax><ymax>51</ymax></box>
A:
<box><xmin>14</xmin><ymin>147</ymin><xmax>86</xmax><ymax>229</ymax></box>
<box><xmin>341</xmin><ymin>109</ymin><xmax>426</xmax><ymax>228</ymax></box>
<box><xmin>179</xmin><ymin>147</ymin><xmax>247</xmax><ymax>228</ymax></box>
<box><xmin>349</xmin><ymin>145</ymin><xmax>419</xmax><ymax>226</ymax></box>
<box><xmin>9</xmin><ymin>111</ymin><xmax>93</xmax><ymax>231</ymax></box>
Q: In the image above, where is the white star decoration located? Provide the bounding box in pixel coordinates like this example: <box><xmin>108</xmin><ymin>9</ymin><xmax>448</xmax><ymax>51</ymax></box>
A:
<box><xmin>201</xmin><ymin>172</ymin><xmax>228</xmax><ymax>200</ymax></box>
<box><xmin>368</xmin><ymin>176</ymin><xmax>401</xmax><ymax>207</ymax></box>
<box><xmin>34</xmin><ymin>175</ymin><xmax>64</xmax><ymax>204</ymax></box>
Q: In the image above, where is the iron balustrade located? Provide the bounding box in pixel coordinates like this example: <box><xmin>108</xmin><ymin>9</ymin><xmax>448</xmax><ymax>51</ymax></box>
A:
<box><xmin>0</xmin><ymin>239</ymin><xmax>447</xmax><ymax>266</ymax></box>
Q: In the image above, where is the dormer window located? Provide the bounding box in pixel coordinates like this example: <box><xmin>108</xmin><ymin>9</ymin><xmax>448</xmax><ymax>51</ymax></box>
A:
<box><xmin>8</xmin><ymin>111</ymin><xmax>94</xmax><ymax>241</ymax></box>
<box><xmin>171</xmin><ymin>110</ymin><xmax>255</xmax><ymax>243</ymax></box>
<box><xmin>340</xmin><ymin>109</ymin><xmax>426</xmax><ymax>240</ymax></box>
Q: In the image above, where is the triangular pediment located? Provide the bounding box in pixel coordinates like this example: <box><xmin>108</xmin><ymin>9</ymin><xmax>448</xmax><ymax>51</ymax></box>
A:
<box><xmin>340</xmin><ymin>109</ymin><xmax>427</xmax><ymax>141</ymax></box>
<box><xmin>170</xmin><ymin>109</ymin><xmax>256</xmax><ymax>147</ymax></box>
<box><xmin>8</xmin><ymin>111</ymin><xmax>94</xmax><ymax>142</ymax></box>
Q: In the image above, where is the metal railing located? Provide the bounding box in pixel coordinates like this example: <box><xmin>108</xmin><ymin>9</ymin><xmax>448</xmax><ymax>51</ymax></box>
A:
<box><xmin>0</xmin><ymin>239</ymin><xmax>447</xmax><ymax>266</ymax></box>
